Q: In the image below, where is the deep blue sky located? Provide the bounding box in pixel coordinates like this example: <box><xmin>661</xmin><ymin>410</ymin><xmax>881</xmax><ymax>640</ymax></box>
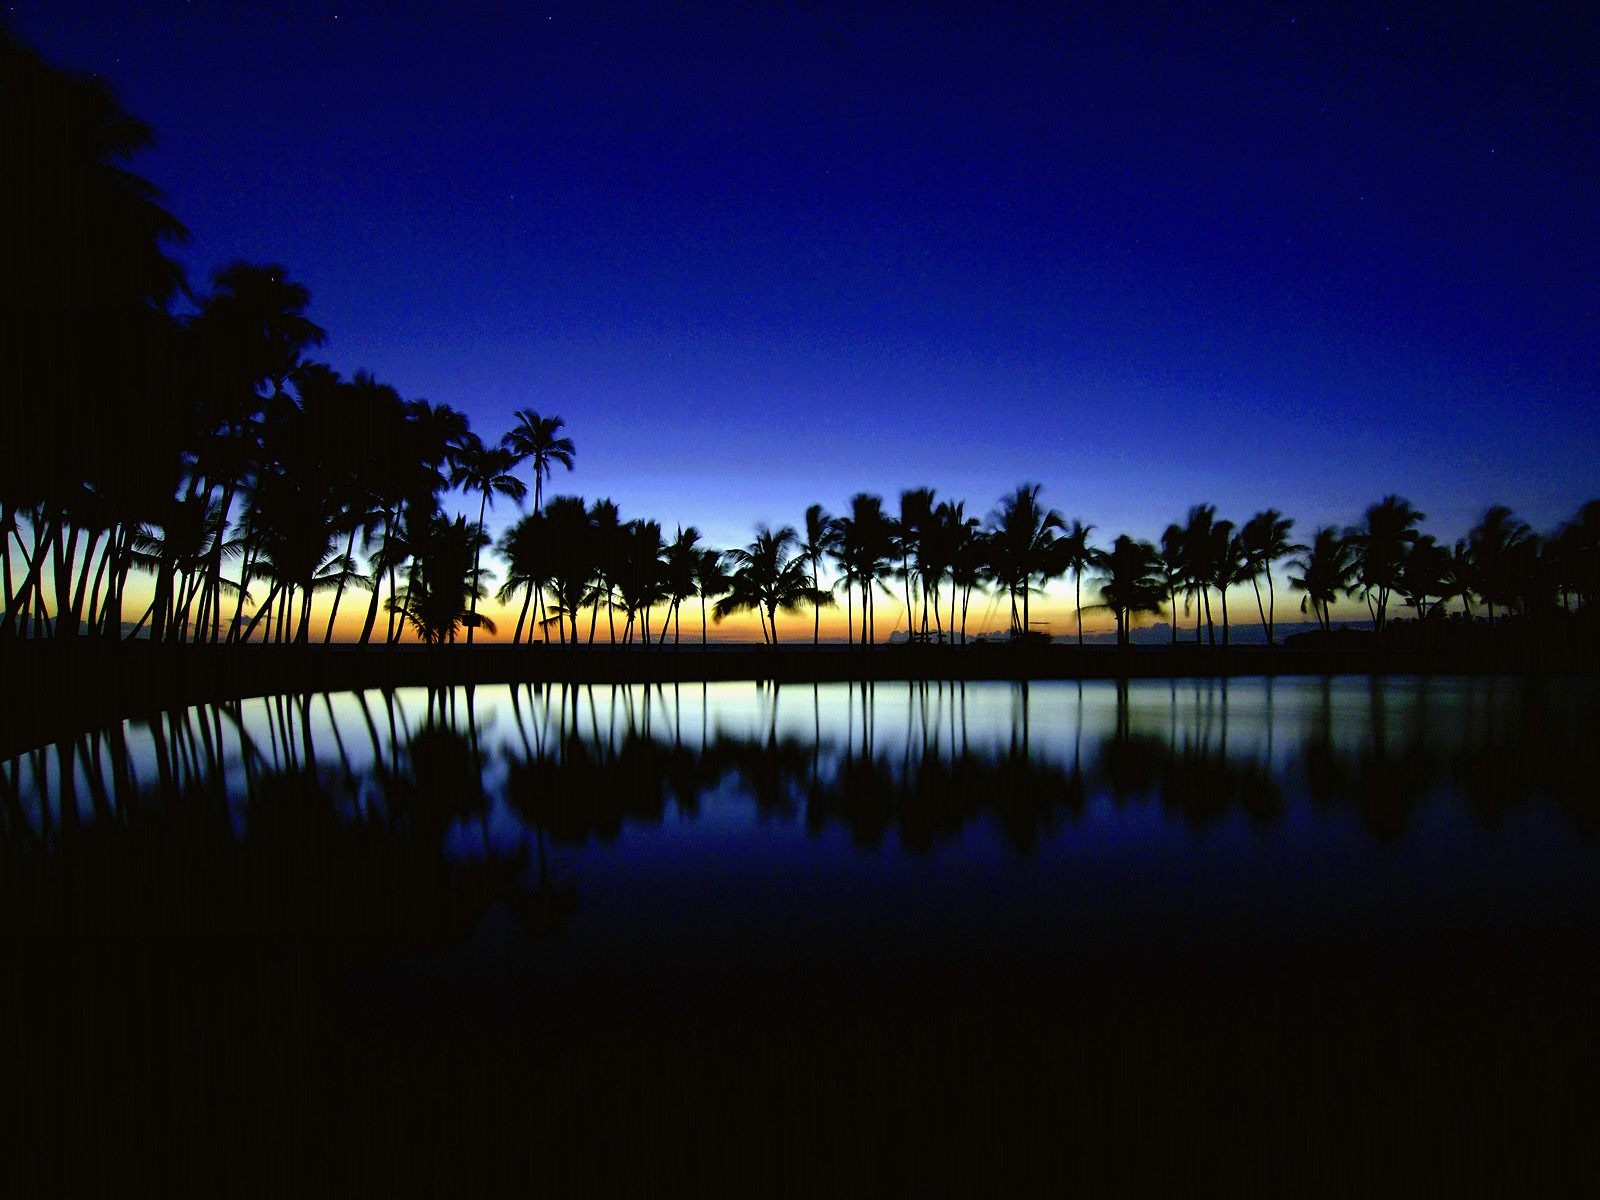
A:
<box><xmin>12</xmin><ymin>1</ymin><xmax>1597</xmax><ymax>562</ymax></box>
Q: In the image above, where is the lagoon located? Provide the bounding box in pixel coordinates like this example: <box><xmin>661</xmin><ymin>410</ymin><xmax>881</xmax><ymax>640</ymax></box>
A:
<box><xmin>7</xmin><ymin>675</ymin><xmax>1599</xmax><ymax>1188</ymax></box>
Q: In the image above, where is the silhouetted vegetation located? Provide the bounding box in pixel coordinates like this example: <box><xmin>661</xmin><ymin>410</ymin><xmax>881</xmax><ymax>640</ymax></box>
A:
<box><xmin>3</xmin><ymin>34</ymin><xmax>1597</xmax><ymax>658</ymax></box>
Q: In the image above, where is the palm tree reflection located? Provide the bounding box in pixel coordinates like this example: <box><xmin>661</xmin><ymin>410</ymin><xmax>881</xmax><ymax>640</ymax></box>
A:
<box><xmin>6</xmin><ymin>678</ymin><xmax>1597</xmax><ymax>950</ymax></box>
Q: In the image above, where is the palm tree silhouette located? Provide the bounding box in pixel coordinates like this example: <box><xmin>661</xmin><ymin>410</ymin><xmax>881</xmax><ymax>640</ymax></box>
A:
<box><xmin>1287</xmin><ymin>527</ymin><xmax>1354</xmax><ymax>632</ymax></box>
<box><xmin>388</xmin><ymin>515</ymin><xmax>494</xmax><ymax>644</ymax></box>
<box><xmin>1238</xmin><ymin>510</ymin><xmax>1300</xmax><ymax>646</ymax></box>
<box><xmin>541</xmin><ymin>496</ymin><xmax>594</xmax><ymax>645</ymax></box>
<box><xmin>1091</xmin><ymin>535</ymin><xmax>1166</xmax><ymax>647</ymax></box>
<box><xmin>1179</xmin><ymin>504</ymin><xmax>1225</xmax><ymax>644</ymax></box>
<box><xmin>693</xmin><ymin>547</ymin><xmax>732</xmax><ymax>646</ymax></box>
<box><xmin>832</xmin><ymin>494</ymin><xmax>895</xmax><ymax>646</ymax></box>
<box><xmin>716</xmin><ymin>525</ymin><xmax>827</xmax><ymax>645</ymax></box>
<box><xmin>496</xmin><ymin>512</ymin><xmax>551</xmax><ymax>643</ymax></box>
<box><xmin>1055</xmin><ymin>519</ymin><xmax>1097</xmax><ymax>647</ymax></box>
<box><xmin>659</xmin><ymin>525</ymin><xmax>702</xmax><ymax>646</ymax></box>
<box><xmin>1157</xmin><ymin>524</ymin><xmax>1187</xmax><ymax>646</ymax></box>
<box><xmin>450</xmin><ymin>433</ymin><xmax>527</xmax><ymax>644</ymax></box>
<box><xmin>1346</xmin><ymin>495</ymin><xmax>1425</xmax><ymax>635</ymax></box>
<box><xmin>1398</xmin><ymin>533</ymin><xmax>1453</xmax><ymax>626</ymax></box>
<box><xmin>1465</xmin><ymin>504</ymin><xmax>1537</xmax><ymax>632</ymax></box>
<box><xmin>614</xmin><ymin>519</ymin><xmax>666</xmax><ymax>644</ymax></box>
<box><xmin>500</xmin><ymin>409</ymin><xmax>574</xmax><ymax>512</ymax></box>
<box><xmin>987</xmin><ymin>483</ymin><xmax>1063</xmax><ymax>637</ymax></box>
<box><xmin>1</xmin><ymin>33</ymin><xmax>190</xmax><ymax>641</ymax></box>
<box><xmin>800</xmin><ymin>504</ymin><xmax>838</xmax><ymax>646</ymax></box>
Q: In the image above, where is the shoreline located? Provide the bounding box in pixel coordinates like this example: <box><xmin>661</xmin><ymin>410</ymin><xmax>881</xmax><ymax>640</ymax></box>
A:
<box><xmin>4</xmin><ymin>638</ymin><xmax>1594</xmax><ymax>763</ymax></box>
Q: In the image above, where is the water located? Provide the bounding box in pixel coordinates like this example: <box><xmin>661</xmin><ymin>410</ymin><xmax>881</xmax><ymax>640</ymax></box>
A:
<box><xmin>7</xmin><ymin>675</ymin><xmax>1597</xmax><ymax>961</ymax></box>
<box><xmin>7</xmin><ymin>676</ymin><xmax>1599</xmax><ymax>1186</ymax></box>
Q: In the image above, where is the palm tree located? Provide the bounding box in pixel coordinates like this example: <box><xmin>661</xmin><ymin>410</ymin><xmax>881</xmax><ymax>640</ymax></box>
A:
<box><xmin>895</xmin><ymin>488</ymin><xmax>936</xmax><ymax>638</ymax></box>
<box><xmin>659</xmin><ymin>525</ymin><xmax>702</xmax><ymax>645</ymax></box>
<box><xmin>1213</xmin><ymin>524</ymin><xmax>1243</xmax><ymax>647</ymax></box>
<box><xmin>496</xmin><ymin>512</ymin><xmax>551</xmax><ymax>644</ymax></box>
<box><xmin>948</xmin><ymin>523</ymin><xmax>988</xmax><ymax>644</ymax></box>
<box><xmin>1287</xmin><ymin>527</ymin><xmax>1354</xmax><ymax>632</ymax></box>
<box><xmin>585</xmin><ymin>498</ymin><xmax>622</xmax><ymax>643</ymax></box>
<box><xmin>832</xmin><ymin>494</ymin><xmax>895</xmax><ymax>646</ymax></box>
<box><xmin>1180</xmin><ymin>504</ymin><xmax>1223</xmax><ymax>644</ymax></box>
<box><xmin>387</xmin><ymin>515</ymin><xmax>494</xmax><ymax>644</ymax></box>
<box><xmin>500</xmin><ymin>409</ymin><xmax>574</xmax><ymax>512</ymax></box>
<box><xmin>1238</xmin><ymin>509</ymin><xmax>1300</xmax><ymax>646</ymax></box>
<box><xmin>614</xmin><ymin>519</ymin><xmax>666</xmax><ymax>644</ymax></box>
<box><xmin>1054</xmin><ymin>519</ymin><xmax>1096</xmax><ymax>647</ymax></box>
<box><xmin>1</xmin><ymin>32</ymin><xmax>189</xmax><ymax>641</ymax></box>
<box><xmin>450</xmin><ymin>433</ymin><xmax>527</xmax><ymax>644</ymax></box>
<box><xmin>1465</xmin><ymin>504</ymin><xmax>1537</xmax><ymax>631</ymax></box>
<box><xmin>800</xmin><ymin>504</ymin><xmax>838</xmax><ymax>646</ymax></box>
<box><xmin>693</xmin><ymin>547</ymin><xmax>732</xmax><ymax>646</ymax></box>
<box><xmin>715</xmin><ymin>525</ymin><xmax>828</xmax><ymax>645</ymax></box>
<box><xmin>1398</xmin><ymin>533</ymin><xmax>1453</xmax><ymax>625</ymax></box>
<box><xmin>541</xmin><ymin>496</ymin><xmax>594</xmax><ymax>645</ymax></box>
<box><xmin>987</xmin><ymin>483</ymin><xmax>1063</xmax><ymax>637</ymax></box>
<box><xmin>1092</xmin><ymin>536</ymin><xmax>1166</xmax><ymax>648</ymax></box>
<box><xmin>1346</xmin><ymin>495</ymin><xmax>1425</xmax><ymax>635</ymax></box>
<box><xmin>921</xmin><ymin>499</ymin><xmax>977</xmax><ymax>643</ymax></box>
<box><xmin>1157</xmin><ymin>524</ymin><xmax>1187</xmax><ymax>646</ymax></box>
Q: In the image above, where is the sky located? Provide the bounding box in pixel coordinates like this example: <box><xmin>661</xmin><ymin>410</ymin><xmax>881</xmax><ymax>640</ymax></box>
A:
<box><xmin>9</xmin><ymin>1</ymin><xmax>1597</xmax><ymax>638</ymax></box>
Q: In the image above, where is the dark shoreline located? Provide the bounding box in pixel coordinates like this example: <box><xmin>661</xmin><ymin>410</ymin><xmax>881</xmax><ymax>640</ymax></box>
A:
<box><xmin>4</xmin><ymin>637</ymin><xmax>1594</xmax><ymax>763</ymax></box>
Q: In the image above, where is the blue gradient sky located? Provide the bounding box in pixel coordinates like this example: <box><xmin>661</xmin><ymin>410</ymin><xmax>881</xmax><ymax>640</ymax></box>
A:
<box><xmin>12</xmin><ymin>2</ymin><xmax>1596</xmax><ymax>620</ymax></box>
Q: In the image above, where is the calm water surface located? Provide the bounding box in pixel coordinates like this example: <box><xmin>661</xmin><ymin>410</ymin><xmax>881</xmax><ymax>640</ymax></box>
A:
<box><xmin>8</xmin><ymin>675</ymin><xmax>1597</xmax><ymax>975</ymax></box>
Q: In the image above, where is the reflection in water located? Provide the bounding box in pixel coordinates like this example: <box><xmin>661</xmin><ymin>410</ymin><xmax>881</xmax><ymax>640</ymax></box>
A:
<box><xmin>8</xmin><ymin>677</ymin><xmax>1598</xmax><ymax>1192</ymax></box>
<box><xmin>3</xmin><ymin>677</ymin><xmax>1597</xmax><ymax>948</ymax></box>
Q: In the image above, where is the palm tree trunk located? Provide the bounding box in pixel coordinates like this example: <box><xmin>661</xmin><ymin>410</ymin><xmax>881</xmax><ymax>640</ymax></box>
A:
<box><xmin>1249</xmin><ymin>570</ymin><xmax>1268</xmax><ymax>644</ymax></box>
<box><xmin>239</xmin><ymin>581</ymin><xmax>280</xmax><ymax>643</ymax></box>
<box><xmin>323</xmin><ymin>525</ymin><xmax>360</xmax><ymax>642</ymax></box>
<box><xmin>1</xmin><ymin>513</ymin><xmax>56</xmax><ymax>638</ymax></box>
<box><xmin>468</xmin><ymin>492</ymin><xmax>488</xmax><ymax>645</ymax></box>
<box><xmin>513</xmin><ymin>583</ymin><xmax>533</xmax><ymax>644</ymax></box>
<box><xmin>1075</xmin><ymin>571</ymin><xmax>1084</xmax><ymax>647</ymax></box>
<box><xmin>813</xmin><ymin>561</ymin><xmax>821</xmax><ymax>646</ymax></box>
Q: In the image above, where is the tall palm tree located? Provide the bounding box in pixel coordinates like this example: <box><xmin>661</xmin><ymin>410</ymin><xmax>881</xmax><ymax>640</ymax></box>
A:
<box><xmin>500</xmin><ymin>409</ymin><xmax>574</xmax><ymax>512</ymax></box>
<box><xmin>541</xmin><ymin>496</ymin><xmax>594</xmax><ymax>645</ymax></box>
<box><xmin>659</xmin><ymin>525</ymin><xmax>702</xmax><ymax>645</ymax></box>
<box><xmin>715</xmin><ymin>525</ymin><xmax>828</xmax><ymax>645</ymax></box>
<box><xmin>987</xmin><ymin>483</ymin><xmax>1063</xmax><ymax>637</ymax></box>
<box><xmin>1465</xmin><ymin>504</ymin><xmax>1537</xmax><ymax>631</ymax></box>
<box><xmin>832</xmin><ymin>494</ymin><xmax>895</xmax><ymax>646</ymax></box>
<box><xmin>920</xmin><ymin>499</ymin><xmax>977</xmax><ymax>643</ymax></box>
<box><xmin>1179</xmin><ymin>504</ymin><xmax>1224</xmax><ymax>644</ymax></box>
<box><xmin>1</xmin><ymin>32</ymin><xmax>189</xmax><ymax>640</ymax></box>
<box><xmin>614</xmin><ymin>519</ymin><xmax>666</xmax><ymax>644</ymax></box>
<box><xmin>1346</xmin><ymin>495</ymin><xmax>1425</xmax><ymax>635</ymax></box>
<box><xmin>948</xmin><ymin>523</ymin><xmax>988</xmax><ymax>645</ymax></box>
<box><xmin>693</xmin><ymin>547</ymin><xmax>732</xmax><ymax>646</ymax></box>
<box><xmin>895</xmin><ymin>488</ymin><xmax>936</xmax><ymax>639</ymax></box>
<box><xmin>1092</xmin><ymin>536</ymin><xmax>1166</xmax><ymax>648</ymax></box>
<box><xmin>387</xmin><ymin>515</ymin><xmax>493</xmax><ymax>644</ymax></box>
<box><xmin>1238</xmin><ymin>509</ymin><xmax>1299</xmax><ymax>646</ymax></box>
<box><xmin>496</xmin><ymin>511</ymin><xmax>551</xmax><ymax>644</ymax></box>
<box><xmin>800</xmin><ymin>504</ymin><xmax>838</xmax><ymax>646</ymax></box>
<box><xmin>1054</xmin><ymin>519</ymin><xmax>1097</xmax><ymax>647</ymax></box>
<box><xmin>1157</xmin><ymin>524</ymin><xmax>1187</xmax><ymax>646</ymax></box>
<box><xmin>1288</xmin><ymin>527</ymin><xmax>1354</xmax><ymax>632</ymax></box>
<box><xmin>1398</xmin><ymin>533</ymin><xmax>1453</xmax><ymax>625</ymax></box>
<box><xmin>450</xmin><ymin>433</ymin><xmax>527</xmax><ymax>644</ymax></box>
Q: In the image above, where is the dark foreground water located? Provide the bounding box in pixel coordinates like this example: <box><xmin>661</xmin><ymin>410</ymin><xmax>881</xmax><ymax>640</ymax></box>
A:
<box><xmin>5</xmin><ymin>676</ymin><xmax>1599</xmax><ymax>1189</ymax></box>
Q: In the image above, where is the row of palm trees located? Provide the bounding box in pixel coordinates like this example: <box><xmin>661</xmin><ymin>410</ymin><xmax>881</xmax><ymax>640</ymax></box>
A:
<box><xmin>4</xmin><ymin>32</ymin><xmax>1598</xmax><ymax>650</ymax></box>
<box><xmin>488</xmin><ymin>486</ymin><xmax>1600</xmax><ymax>650</ymax></box>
